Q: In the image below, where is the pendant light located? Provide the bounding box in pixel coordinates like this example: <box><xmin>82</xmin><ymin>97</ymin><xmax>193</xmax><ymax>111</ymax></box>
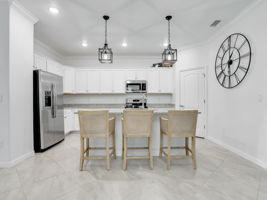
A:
<box><xmin>98</xmin><ymin>15</ymin><xmax>113</xmax><ymax>64</ymax></box>
<box><xmin>162</xmin><ymin>15</ymin><xmax>177</xmax><ymax>66</ymax></box>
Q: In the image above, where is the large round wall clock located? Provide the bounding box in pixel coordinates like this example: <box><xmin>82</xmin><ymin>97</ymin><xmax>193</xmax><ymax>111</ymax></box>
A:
<box><xmin>215</xmin><ymin>33</ymin><xmax>252</xmax><ymax>89</ymax></box>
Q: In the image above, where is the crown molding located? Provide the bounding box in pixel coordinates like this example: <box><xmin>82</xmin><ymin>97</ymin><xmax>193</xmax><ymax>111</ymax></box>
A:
<box><xmin>9</xmin><ymin>0</ymin><xmax>38</xmax><ymax>24</ymax></box>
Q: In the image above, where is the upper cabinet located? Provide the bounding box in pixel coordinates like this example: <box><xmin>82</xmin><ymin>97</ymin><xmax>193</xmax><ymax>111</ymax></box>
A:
<box><xmin>64</xmin><ymin>68</ymin><xmax>174</xmax><ymax>94</ymax></box>
<box><xmin>147</xmin><ymin>70</ymin><xmax>160</xmax><ymax>93</ymax></box>
<box><xmin>113</xmin><ymin>71</ymin><xmax>125</xmax><ymax>93</ymax></box>
<box><xmin>88</xmin><ymin>70</ymin><xmax>100</xmax><ymax>93</ymax></box>
<box><xmin>100</xmin><ymin>70</ymin><xmax>113</xmax><ymax>93</ymax></box>
<box><xmin>159</xmin><ymin>70</ymin><xmax>173</xmax><ymax>93</ymax></box>
<box><xmin>34</xmin><ymin>54</ymin><xmax>47</xmax><ymax>71</ymax></box>
<box><xmin>63</xmin><ymin>67</ymin><xmax>75</xmax><ymax>93</ymax></box>
<box><xmin>75</xmin><ymin>70</ymin><xmax>88</xmax><ymax>93</ymax></box>
<box><xmin>47</xmin><ymin>60</ymin><xmax>64</xmax><ymax>76</ymax></box>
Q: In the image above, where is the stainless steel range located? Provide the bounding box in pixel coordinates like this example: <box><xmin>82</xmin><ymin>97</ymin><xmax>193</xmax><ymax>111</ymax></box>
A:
<box><xmin>125</xmin><ymin>98</ymin><xmax>148</xmax><ymax>109</ymax></box>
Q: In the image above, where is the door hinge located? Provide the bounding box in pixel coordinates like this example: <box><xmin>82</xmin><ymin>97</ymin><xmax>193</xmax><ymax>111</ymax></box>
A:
<box><xmin>204</xmin><ymin>125</ymin><xmax>206</xmax><ymax>129</ymax></box>
<box><xmin>204</xmin><ymin>99</ymin><xmax>206</xmax><ymax>104</ymax></box>
<box><xmin>203</xmin><ymin>73</ymin><xmax>206</xmax><ymax>78</ymax></box>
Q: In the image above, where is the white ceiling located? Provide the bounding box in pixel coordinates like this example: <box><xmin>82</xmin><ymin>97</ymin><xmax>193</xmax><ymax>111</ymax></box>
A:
<box><xmin>19</xmin><ymin>0</ymin><xmax>255</xmax><ymax>57</ymax></box>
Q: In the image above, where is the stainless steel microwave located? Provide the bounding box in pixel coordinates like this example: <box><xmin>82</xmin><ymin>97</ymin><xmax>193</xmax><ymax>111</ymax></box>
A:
<box><xmin>125</xmin><ymin>80</ymin><xmax>147</xmax><ymax>93</ymax></box>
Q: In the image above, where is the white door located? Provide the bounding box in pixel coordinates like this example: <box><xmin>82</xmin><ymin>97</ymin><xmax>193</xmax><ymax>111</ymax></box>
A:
<box><xmin>180</xmin><ymin>68</ymin><xmax>206</xmax><ymax>137</ymax></box>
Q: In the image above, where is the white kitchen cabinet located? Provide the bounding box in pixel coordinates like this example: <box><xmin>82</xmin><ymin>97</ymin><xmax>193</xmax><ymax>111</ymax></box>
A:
<box><xmin>136</xmin><ymin>70</ymin><xmax>147</xmax><ymax>80</ymax></box>
<box><xmin>125</xmin><ymin>70</ymin><xmax>136</xmax><ymax>80</ymax></box>
<box><xmin>100</xmin><ymin>70</ymin><xmax>113</xmax><ymax>93</ymax></box>
<box><xmin>34</xmin><ymin>54</ymin><xmax>47</xmax><ymax>71</ymax></box>
<box><xmin>64</xmin><ymin>109</ymin><xmax>74</xmax><ymax>134</ymax></box>
<box><xmin>47</xmin><ymin>60</ymin><xmax>64</xmax><ymax>76</ymax></box>
<box><xmin>88</xmin><ymin>70</ymin><xmax>100</xmax><ymax>93</ymax></box>
<box><xmin>159</xmin><ymin>70</ymin><xmax>173</xmax><ymax>93</ymax></box>
<box><xmin>75</xmin><ymin>70</ymin><xmax>88</xmax><ymax>93</ymax></box>
<box><xmin>74</xmin><ymin>111</ymin><xmax>80</xmax><ymax>131</ymax></box>
<box><xmin>113</xmin><ymin>71</ymin><xmax>125</xmax><ymax>93</ymax></box>
<box><xmin>63</xmin><ymin>67</ymin><xmax>75</xmax><ymax>93</ymax></box>
<box><xmin>147</xmin><ymin>70</ymin><xmax>160</xmax><ymax>93</ymax></box>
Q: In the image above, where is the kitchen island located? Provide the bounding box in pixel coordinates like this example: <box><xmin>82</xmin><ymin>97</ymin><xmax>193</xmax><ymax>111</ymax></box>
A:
<box><xmin>64</xmin><ymin>104</ymin><xmax>184</xmax><ymax>156</ymax></box>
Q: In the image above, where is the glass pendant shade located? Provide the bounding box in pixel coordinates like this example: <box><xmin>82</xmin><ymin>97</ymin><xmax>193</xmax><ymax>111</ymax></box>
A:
<box><xmin>162</xmin><ymin>44</ymin><xmax>177</xmax><ymax>66</ymax></box>
<box><xmin>162</xmin><ymin>16</ymin><xmax>177</xmax><ymax>66</ymax></box>
<box><xmin>98</xmin><ymin>15</ymin><xmax>113</xmax><ymax>64</ymax></box>
<box><xmin>98</xmin><ymin>44</ymin><xmax>113</xmax><ymax>63</ymax></box>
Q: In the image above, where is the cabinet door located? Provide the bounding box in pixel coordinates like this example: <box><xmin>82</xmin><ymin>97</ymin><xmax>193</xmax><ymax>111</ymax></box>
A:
<box><xmin>63</xmin><ymin>67</ymin><xmax>75</xmax><ymax>93</ymax></box>
<box><xmin>47</xmin><ymin>60</ymin><xmax>64</xmax><ymax>76</ymax></box>
<box><xmin>136</xmin><ymin>70</ymin><xmax>147</xmax><ymax>80</ymax></box>
<box><xmin>100</xmin><ymin>70</ymin><xmax>113</xmax><ymax>93</ymax></box>
<box><xmin>113</xmin><ymin>71</ymin><xmax>125</xmax><ymax>93</ymax></box>
<box><xmin>147</xmin><ymin>70</ymin><xmax>159</xmax><ymax>93</ymax></box>
<box><xmin>75</xmin><ymin>70</ymin><xmax>88</xmax><ymax>93</ymax></box>
<box><xmin>159</xmin><ymin>70</ymin><xmax>173</xmax><ymax>93</ymax></box>
<box><xmin>34</xmin><ymin>54</ymin><xmax>47</xmax><ymax>71</ymax></box>
<box><xmin>125</xmin><ymin>70</ymin><xmax>136</xmax><ymax>80</ymax></box>
<box><xmin>88</xmin><ymin>71</ymin><xmax>100</xmax><ymax>93</ymax></box>
<box><xmin>74</xmin><ymin>112</ymin><xmax>80</xmax><ymax>131</ymax></box>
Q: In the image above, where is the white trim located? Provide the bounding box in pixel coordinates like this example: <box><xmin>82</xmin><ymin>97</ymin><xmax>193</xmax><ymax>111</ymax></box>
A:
<box><xmin>9</xmin><ymin>0</ymin><xmax>38</xmax><ymax>24</ymax></box>
<box><xmin>0</xmin><ymin>151</ymin><xmax>34</xmax><ymax>168</ymax></box>
<box><xmin>207</xmin><ymin>136</ymin><xmax>267</xmax><ymax>170</ymax></box>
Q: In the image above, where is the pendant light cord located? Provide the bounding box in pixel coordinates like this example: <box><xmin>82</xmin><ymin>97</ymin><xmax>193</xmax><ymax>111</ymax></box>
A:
<box><xmin>168</xmin><ymin>19</ymin><xmax>171</xmax><ymax>45</ymax></box>
<box><xmin>105</xmin><ymin>19</ymin><xmax>107</xmax><ymax>45</ymax></box>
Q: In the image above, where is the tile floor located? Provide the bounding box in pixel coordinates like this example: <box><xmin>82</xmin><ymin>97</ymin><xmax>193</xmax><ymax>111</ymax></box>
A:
<box><xmin>0</xmin><ymin>133</ymin><xmax>266</xmax><ymax>200</ymax></box>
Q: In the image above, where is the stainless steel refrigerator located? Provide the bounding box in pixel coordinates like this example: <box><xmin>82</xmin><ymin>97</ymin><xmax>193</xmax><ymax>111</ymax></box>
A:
<box><xmin>33</xmin><ymin>70</ymin><xmax>64</xmax><ymax>152</ymax></box>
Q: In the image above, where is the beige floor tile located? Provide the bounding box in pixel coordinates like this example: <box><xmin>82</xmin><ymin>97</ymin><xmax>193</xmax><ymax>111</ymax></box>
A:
<box><xmin>0</xmin><ymin>188</ymin><xmax>26</xmax><ymax>200</ymax></box>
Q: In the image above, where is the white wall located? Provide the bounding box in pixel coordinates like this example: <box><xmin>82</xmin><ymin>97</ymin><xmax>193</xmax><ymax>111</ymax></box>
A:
<box><xmin>0</xmin><ymin>1</ymin><xmax>10</xmax><ymax>163</ymax></box>
<box><xmin>176</xmin><ymin>0</ymin><xmax>267</xmax><ymax>169</ymax></box>
<box><xmin>9</xmin><ymin>3</ymin><xmax>36</xmax><ymax>161</ymax></box>
<box><xmin>0</xmin><ymin>1</ymin><xmax>37</xmax><ymax>167</ymax></box>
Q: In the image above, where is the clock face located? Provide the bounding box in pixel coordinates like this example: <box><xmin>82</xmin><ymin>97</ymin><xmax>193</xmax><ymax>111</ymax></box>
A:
<box><xmin>215</xmin><ymin>33</ymin><xmax>251</xmax><ymax>89</ymax></box>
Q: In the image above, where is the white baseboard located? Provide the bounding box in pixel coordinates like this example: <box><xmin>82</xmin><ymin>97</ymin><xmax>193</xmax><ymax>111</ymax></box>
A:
<box><xmin>207</xmin><ymin>136</ymin><xmax>267</xmax><ymax>170</ymax></box>
<box><xmin>0</xmin><ymin>151</ymin><xmax>34</xmax><ymax>168</ymax></box>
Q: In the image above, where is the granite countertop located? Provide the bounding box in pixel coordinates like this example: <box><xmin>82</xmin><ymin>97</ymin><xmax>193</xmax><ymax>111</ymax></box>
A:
<box><xmin>64</xmin><ymin>104</ymin><xmax>175</xmax><ymax>114</ymax></box>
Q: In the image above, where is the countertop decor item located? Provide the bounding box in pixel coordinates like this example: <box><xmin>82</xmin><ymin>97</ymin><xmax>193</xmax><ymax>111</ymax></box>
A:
<box><xmin>162</xmin><ymin>15</ymin><xmax>177</xmax><ymax>67</ymax></box>
<box><xmin>215</xmin><ymin>33</ymin><xmax>251</xmax><ymax>89</ymax></box>
<box><xmin>98</xmin><ymin>15</ymin><xmax>113</xmax><ymax>64</ymax></box>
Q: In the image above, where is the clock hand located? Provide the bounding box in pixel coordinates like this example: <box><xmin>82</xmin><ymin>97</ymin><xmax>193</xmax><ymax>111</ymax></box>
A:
<box><xmin>231</xmin><ymin>52</ymin><xmax>250</xmax><ymax>62</ymax></box>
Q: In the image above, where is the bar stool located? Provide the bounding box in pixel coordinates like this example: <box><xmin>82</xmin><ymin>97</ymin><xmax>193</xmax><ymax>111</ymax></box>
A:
<box><xmin>122</xmin><ymin>110</ymin><xmax>154</xmax><ymax>170</ymax></box>
<box><xmin>78</xmin><ymin>110</ymin><xmax>116</xmax><ymax>171</ymax></box>
<box><xmin>160</xmin><ymin>110</ymin><xmax>198</xmax><ymax>170</ymax></box>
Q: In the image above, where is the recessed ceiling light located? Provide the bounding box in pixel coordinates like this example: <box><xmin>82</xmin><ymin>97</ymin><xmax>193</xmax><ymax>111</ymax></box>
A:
<box><xmin>122</xmin><ymin>41</ymin><xmax>127</xmax><ymax>47</ymax></box>
<box><xmin>49</xmin><ymin>7</ymin><xmax>59</xmax><ymax>15</ymax></box>
<box><xmin>82</xmin><ymin>41</ymin><xmax>88</xmax><ymax>47</ymax></box>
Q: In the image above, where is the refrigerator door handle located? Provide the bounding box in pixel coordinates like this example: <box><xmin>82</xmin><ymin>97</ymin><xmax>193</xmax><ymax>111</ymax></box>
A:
<box><xmin>51</xmin><ymin>83</ymin><xmax>55</xmax><ymax>118</ymax></box>
<box><xmin>54</xmin><ymin>88</ymin><xmax>57</xmax><ymax>118</ymax></box>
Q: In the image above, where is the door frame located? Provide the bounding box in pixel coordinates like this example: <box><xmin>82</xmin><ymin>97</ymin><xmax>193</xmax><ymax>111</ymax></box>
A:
<box><xmin>178</xmin><ymin>67</ymin><xmax>208</xmax><ymax>138</ymax></box>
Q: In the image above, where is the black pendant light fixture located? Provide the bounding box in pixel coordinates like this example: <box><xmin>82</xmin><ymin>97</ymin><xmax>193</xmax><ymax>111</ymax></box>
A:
<box><xmin>162</xmin><ymin>15</ymin><xmax>177</xmax><ymax>66</ymax></box>
<box><xmin>98</xmin><ymin>15</ymin><xmax>113</xmax><ymax>64</ymax></box>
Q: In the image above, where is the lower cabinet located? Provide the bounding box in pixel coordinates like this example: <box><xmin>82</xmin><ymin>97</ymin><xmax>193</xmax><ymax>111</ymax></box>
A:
<box><xmin>64</xmin><ymin>109</ymin><xmax>74</xmax><ymax>134</ymax></box>
<box><xmin>73</xmin><ymin>111</ymin><xmax>80</xmax><ymax>131</ymax></box>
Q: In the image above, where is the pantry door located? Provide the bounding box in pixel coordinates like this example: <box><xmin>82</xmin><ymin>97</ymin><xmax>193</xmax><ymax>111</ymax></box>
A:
<box><xmin>180</xmin><ymin>68</ymin><xmax>206</xmax><ymax>137</ymax></box>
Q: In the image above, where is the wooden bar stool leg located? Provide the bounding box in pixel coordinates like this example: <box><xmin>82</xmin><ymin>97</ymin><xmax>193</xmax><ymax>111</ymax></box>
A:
<box><xmin>112</xmin><ymin>133</ymin><xmax>116</xmax><ymax>159</ymax></box>
<box><xmin>167</xmin><ymin>136</ymin><xmax>171</xmax><ymax>170</ymax></box>
<box><xmin>149</xmin><ymin>136</ymin><xmax>153</xmax><ymax>169</ymax></box>
<box><xmin>106</xmin><ymin>136</ymin><xmax>110</xmax><ymax>170</ymax></box>
<box><xmin>185</xmin><ymin>137</ymin><xmax>189</xmax><ymax>156</ymax></box>
<box><xmin>80</xmin><ymin>137</ymin><xmax>84</xmax><ymax>171</ymax></box>
<box><xmin>123</xmin><ymin>136</ymin><xmax>127</xmax><ymax>170</ymax></box>
<box><xmin>159</xmin><ymin>132</ymin><xmax>163</xmax><ymax>157</ymax></box>
<box><xmin>192</xmin><ymin>137</ymin><xmax>197</xmax><ymax>169</ymax></box>
<box><xmin>86</xmin><ymin>138</ymin><xmax>89</xmax><ymax>156</ymax></box>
